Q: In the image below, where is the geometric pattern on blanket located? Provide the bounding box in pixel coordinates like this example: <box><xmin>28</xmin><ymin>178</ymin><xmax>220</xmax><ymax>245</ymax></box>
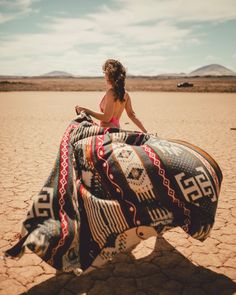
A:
<box><xmin>5</xmin><ymin>111</ymin><xmax>223</xmax><ymax>275</ymax></box>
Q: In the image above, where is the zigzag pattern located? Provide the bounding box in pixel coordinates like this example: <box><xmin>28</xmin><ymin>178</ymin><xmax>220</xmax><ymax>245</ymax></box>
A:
<box><xmin>142</xmin><ymin>144</ymin><xmax>191</xmax><ymax>232</ymax></box>
<box><xmin>48</xmin><ymin>123</ymin><xmax>78</xmax><ymax>265</ymax></box>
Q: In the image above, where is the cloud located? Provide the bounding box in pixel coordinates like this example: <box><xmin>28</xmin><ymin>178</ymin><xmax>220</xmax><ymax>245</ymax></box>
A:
<box><xmin>0</xmin><ymin>0</ymin><xmax>34</xmax><ymax>13</ymax></box>
<box><xmin>0</xmin><ymin>0</ymin><xmax>37</xmax><ymax>23</ymax></box>
<box><xmin>205</xmin><ymin>55</ymin><xmax>221</xmax><ymax>62</ymax></box>
<box><xmin>1</xmin><ymin>0</ymin><xmax>236</xmax><ymax>75</ymax></box>
<box><xmin>0</xmin><ymin>0</ymin><xmax>32</xmax><ymax>9</ymax></box>
<box><xmin>117</xmin><ymin>0</ymin><xmax>236</xmax><ymax>23</ymax></box>
<box><xmin>0</xmin><ymin>17</ymin><xmax>187</xmax><ymax>75</ymax></box>
<box><xmin>0</xmin><ymin>12</ymin><xmax>15</xmax><ymax>23</ymax></box>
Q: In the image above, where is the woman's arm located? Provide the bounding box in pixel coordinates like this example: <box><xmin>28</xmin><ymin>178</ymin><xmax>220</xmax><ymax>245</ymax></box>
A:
<box><xmin>125</xmin><ymin>94</ymin><xmax>147</xmax><ymax>133</ymax></box>
<box><xmin>75</xmin><ymin>91</ymin><xmax>115</xmax><ymax>122</ymax></box>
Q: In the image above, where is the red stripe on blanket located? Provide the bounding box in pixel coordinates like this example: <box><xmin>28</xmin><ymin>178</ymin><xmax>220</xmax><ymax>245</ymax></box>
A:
<box><xmin>48</xmin><ymin>123</ymin><xmax>77</xmax><ymax>266</ymax></box>
<box><xmin>142</xmin><ymin>144</ymin><xmax>191</xmax><ymax>233</ymax></box>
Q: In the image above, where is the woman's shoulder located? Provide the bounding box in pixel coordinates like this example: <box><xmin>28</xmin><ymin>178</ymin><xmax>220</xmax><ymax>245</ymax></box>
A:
<box><xmin>105</xmin><ymin>88</ymin><xmax>116</xmax><ymax>100</ymax></box>
<box><xmin>107</xmin><ymin>87</ymin><xmax>114</xmax><ymax>92</ymax></box>
<box><xmin>105</xmin><ymin>88</ymin><xmax>130</xmax><ymax>103</ymax></box>
<box><xmin>105</xmin><ymin>88</ymin><xmax>116</xmax><ymax>102</ymax></box>
<box><xmin>106</xmin><ymin>87</ymin><xmax>115</xmax><ymax>96</ymax></box>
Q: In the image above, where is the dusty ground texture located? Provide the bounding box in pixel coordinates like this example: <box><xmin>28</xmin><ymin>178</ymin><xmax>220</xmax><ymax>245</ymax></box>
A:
<box><xmin>0</xmin><ymin>76</ymin><xmax>236</xmax><ymax>92</ymax></box>
<box><xmin>0</xmin><ymin>91</ymin><xmax>236</xmax><ymax>295</ymax></box>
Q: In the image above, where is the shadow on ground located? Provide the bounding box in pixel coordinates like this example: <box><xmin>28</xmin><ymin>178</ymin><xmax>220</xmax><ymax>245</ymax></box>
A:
<box><xmin>22</xmin><ymin>237</ymin><xmax>236</xmax><ymax>295</ymax></box>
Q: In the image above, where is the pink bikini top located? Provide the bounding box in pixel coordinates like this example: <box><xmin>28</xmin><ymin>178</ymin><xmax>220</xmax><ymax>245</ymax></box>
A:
<box><xmin>100</xmin><ymin>95</ymin><xmax>120</xmax><ymax>128</ymax></box>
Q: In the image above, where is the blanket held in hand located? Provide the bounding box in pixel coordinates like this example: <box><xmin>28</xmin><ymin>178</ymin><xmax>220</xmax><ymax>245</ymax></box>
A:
<box><xmin>5</xmin><ymin>112</ymin><xmax>223</xmax><ymax>275</ymax></box>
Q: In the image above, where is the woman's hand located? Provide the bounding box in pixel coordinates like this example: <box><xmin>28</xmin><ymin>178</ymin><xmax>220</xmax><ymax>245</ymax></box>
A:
<box><xmin>75</xmin><ymin>105</ymin><xmax>87</xmax><ymax>115</ymax></box>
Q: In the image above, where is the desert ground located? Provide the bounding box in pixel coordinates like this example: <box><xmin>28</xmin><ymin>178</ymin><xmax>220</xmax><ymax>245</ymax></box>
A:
<box><xmin>0</xmin><ymin>91</ymin><xmax>236</xmax><ymax>295</ymax></box>
<box><xmin>0</xmin><ymin>76</ymin><xmax>236</xmax><ymax>92</ymax></box>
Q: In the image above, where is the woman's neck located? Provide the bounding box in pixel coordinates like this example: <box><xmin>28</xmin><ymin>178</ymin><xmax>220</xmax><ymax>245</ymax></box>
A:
<box><xmin>106</xmin><ymin>83</ymin><xmax>113</xmax><ymax>91</ymax></box>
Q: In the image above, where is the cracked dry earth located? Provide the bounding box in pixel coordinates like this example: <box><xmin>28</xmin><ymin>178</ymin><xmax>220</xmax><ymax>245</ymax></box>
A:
<box><xmin>0</xmin><ymin>91</ymin><xmax>236</xmax><ymax>295</ymax></box>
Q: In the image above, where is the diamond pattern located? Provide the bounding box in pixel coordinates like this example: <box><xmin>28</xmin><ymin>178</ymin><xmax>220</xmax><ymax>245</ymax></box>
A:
<box><xmin>127</xmin><ymin>167</ymin><xmax>144</xmax><ymax>180</ymax></box>
<box><xmin>118</xmin><ymin>150</ymin><xmax>132</xmax><ymax>159</ymax></box>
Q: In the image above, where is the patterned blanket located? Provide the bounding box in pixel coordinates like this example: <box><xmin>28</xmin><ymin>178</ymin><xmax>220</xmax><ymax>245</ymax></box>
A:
<box><xmin>5</xmin><ymin>112</ymin><xmax>223</xmax><ymax>275</ymax></box>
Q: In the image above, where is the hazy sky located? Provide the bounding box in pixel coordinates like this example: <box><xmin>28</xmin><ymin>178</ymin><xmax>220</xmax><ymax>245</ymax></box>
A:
<box><xmin>1</xmin><ymin>0</ymin><xmax>236</xmax><ymax>76</ymax></box>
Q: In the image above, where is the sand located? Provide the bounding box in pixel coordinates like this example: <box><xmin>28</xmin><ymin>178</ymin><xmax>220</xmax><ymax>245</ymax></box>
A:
<box><xmin>0</xmin><ymin>91</ymin><xmax>236</xmax><ymax>294</ymax></box>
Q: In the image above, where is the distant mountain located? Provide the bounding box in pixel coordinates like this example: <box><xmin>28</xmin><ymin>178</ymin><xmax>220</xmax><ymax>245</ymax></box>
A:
<box><xmin>41</xmin><ymin>71</ymin><xmax>74</xmax><ymax>77</ymax></box>
<box><xmin>189</xmin><ymin>64</ymin><xmax>236</xmax><ymax>76</ymax></box>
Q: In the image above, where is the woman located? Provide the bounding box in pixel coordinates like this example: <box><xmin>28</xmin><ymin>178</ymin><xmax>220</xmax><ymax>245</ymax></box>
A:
<box><xmin>75</xmin><ymin>59</ymin><xmax>147</xmax><ymax>133</ymax></box>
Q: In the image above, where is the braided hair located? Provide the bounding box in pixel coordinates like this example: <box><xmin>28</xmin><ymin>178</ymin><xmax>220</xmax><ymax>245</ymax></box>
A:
<box><xmin>102</xmin><ymin>59</ymin><xmax>126</xmax><ymax>102</ymax></box>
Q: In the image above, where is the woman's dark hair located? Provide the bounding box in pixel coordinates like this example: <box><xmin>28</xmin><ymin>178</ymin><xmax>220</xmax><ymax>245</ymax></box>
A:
<box><xmin>102</xmin><ymin>59</ymin><xmax>126</xmax><ymax>102</ymax></box>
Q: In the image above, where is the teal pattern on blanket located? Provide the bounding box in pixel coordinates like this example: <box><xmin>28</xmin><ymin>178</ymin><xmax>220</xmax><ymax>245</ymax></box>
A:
<box><xmin>5</xmin><ymin>112</ymin><xmax>223</xmax><ymax>274</ymax></box>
